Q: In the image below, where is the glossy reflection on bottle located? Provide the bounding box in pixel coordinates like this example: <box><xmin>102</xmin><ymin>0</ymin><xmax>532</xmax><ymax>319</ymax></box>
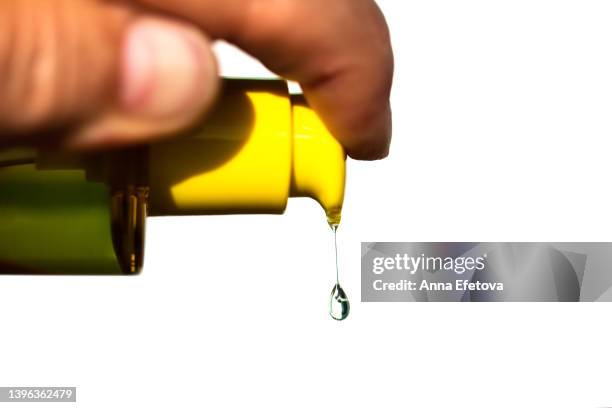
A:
<box><xmin>329</xmin><ymin>224</ymin><xmax>350</xmax><ymax>321</ymax></box>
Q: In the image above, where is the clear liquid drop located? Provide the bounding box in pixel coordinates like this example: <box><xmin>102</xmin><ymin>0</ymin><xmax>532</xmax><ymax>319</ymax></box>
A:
<box><xmin>329</xmin><ymin>223</ymin><xmax>350</xmax><ymax>321</ymax></box>
<box><xmin>329</xmin><ymin>283</ymin><xmax>350</xmax><ymax>320</ymax></box>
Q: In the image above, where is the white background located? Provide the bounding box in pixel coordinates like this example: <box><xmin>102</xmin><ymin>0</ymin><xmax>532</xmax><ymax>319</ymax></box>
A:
<box><xmin>1</xmin><ymin>1</ymin><xmax>612</xmax><ymax>407</ymax></box>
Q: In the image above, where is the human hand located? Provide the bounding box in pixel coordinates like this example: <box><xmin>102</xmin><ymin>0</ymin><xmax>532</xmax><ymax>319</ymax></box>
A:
<box><xmin>0</xmin><ymin>0</ymin><xmax>393</xmax><ymax>159</ymax></box>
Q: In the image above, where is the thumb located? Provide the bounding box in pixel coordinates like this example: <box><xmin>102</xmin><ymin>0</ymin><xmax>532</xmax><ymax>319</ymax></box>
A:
<box><xmin>0</xmin><ymin>0</ymin><xmax>218</xmax><ymax>149</ymax></box>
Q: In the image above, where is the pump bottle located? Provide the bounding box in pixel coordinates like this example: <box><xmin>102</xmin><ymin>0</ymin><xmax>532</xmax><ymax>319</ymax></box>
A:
<box><xmin>0</xmin><ymin>79</ymin><xmax>345</xmax><ymax>274</ymax></box>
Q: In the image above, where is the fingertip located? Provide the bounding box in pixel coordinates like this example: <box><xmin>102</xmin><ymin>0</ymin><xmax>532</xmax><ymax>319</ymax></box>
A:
<box><xmin>120</xmin><ymin>17</ymin><xmax>218</xmax><ymax>119</ymax></box>
<box><xmin>345</xmin><ymin>103</ymin><xmax>392</xmax><ymax>161</ymax></box>
<box><xmin>67</xmin><ymin>16</ymin><xmax>219</xmax><ymax>149</ymax></box>
<box><xmin>346</xmin><ymin>137</ymin><xmax>390</xmax><ymax>161</ymax></box>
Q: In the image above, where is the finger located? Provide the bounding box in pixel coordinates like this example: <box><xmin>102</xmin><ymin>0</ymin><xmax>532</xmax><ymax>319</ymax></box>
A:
<box><xmin>131</xmin><ymin>0</ymin><xmax>393</xmax><ymax>160</ymax></box>
<box><xmin>0</xmin><ymin>0</ymin><xmax>218</xmax><ymax>149</ymax></box>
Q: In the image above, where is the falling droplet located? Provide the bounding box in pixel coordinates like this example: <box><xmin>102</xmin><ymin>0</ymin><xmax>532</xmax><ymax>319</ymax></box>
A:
<box><xmin>329</xmin><ymin>283</ymin><xmax>350</xmax><ymax>321</ymax></box>
<box><xmin>329</xmin><ymin>223</ymin><xmax>350</xmax><ymax>321</ymax></box>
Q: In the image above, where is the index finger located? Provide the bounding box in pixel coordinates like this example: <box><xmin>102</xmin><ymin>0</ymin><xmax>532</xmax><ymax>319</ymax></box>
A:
<box><xmin>131</xmin><ymin>0</ymin><xmax>393</xmax><ymax>159</ymax></box>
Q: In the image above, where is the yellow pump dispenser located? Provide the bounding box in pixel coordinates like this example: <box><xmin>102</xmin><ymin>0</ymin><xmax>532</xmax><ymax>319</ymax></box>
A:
<box><xmin>148</xmin><ymin>79</ymin><xmax>345</xmax><ymax>224</ymax></box>
<box><xmin>0</xmin><ymin>78</ymin><xmax>346</xmax><ymax>275</ymax></box>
